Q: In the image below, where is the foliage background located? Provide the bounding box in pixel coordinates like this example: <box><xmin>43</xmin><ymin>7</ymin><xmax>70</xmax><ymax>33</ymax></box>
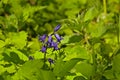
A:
<box><xmin>0</xmin><ymin>0</ymin><xmax>120</xmax><ymax>80</ymax></box>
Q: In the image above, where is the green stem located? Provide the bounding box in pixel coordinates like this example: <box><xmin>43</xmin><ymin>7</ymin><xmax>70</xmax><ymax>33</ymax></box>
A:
<box><xmin>44</xmin><ymin>53</ymin><xmax>47</xmax><ymax>62</ymax></box>
<box><xmin>118</xmin><ymin>15</ymin><xmax>120</xmax><ymax>44</ymax></box>
<box><xmin>91</xmin><ymin>45</ymin><xmax>98</xmax><ymax>80</ymax></box>
<box><xmin>103</xmin><ymin>0</ymin><xmax>107</xmax><ymax>15</ymax></box>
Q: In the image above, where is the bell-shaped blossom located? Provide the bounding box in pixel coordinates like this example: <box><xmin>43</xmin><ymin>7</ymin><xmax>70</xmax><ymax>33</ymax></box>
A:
<box><xmin>54</xmin><ymin>33</ymin><xmax>62</xmax><ymax>42</ymax></box>
<box><xmin>54</xmin><ymin>24</ymin><xmax>61</xmax><ymax>32</ymax></box>
<box><xmin>48</xmin><ymin>35</ymin><xmax>52</xmax><ymax>43</ymax></box>
<box><xmin>48</xmin><ymin>58</ymin><xmax>54</xmax><ymax>64</ymax></box>
<box><xmin>39</xmin><ymin>34</ymin><xmax>46</xmax><ymax>42</ymax></box>
<box><xmin>40</xmin><ymin>46</ymin><xmax>47</xmax><ymax>53</ymax></box>
<box><xmin>52</xmin><ymin>41</ymin><xmax>59</xmax><ymax>50</ymax></box>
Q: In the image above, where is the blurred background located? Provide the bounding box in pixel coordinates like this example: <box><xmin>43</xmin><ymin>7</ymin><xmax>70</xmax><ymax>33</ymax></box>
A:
<box><xmin>0</xmin><ymin>0</ymin><xmax>120</xmax><ymax>80</ymax></box>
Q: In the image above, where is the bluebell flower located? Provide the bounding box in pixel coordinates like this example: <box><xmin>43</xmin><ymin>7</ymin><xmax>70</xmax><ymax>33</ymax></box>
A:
<box><xmin>50</xmin><ymin>41</ymin><xmax>55</xmax><ymax>47</ymax></box>
<box><xmin>39</xmin><ymin>34</ymin><xmax>46</xmax><ymax>42</ymax></box>
<box><xmin>40</xmin><ymin>46</ymin><xmax>47</xmax><ymax>53</ymax></box>
<box><xmin>47</xmin><ymin>41</ymin><xmax>53</xmax><ymax>48</ymax></box>
<box><xmin>39</xmin><ymin>24</ymin><xmax>63</xmax><ymax>62</ymax></box>
<box><xmin>54</xmin><ymin>33</ymin><xmax>63</xmax><ymax>42</ymax></box>
<box><xmin>54</xmin><ymin>24</ymin><xmax>61</xmax><ymax>32</ymax></box>
<box><xmin>52</xmin><ymin>41</ymin><xmax>59</xmax><ymax>50</ymax></box>
<box><xmin>48</xmin><ymin>58</ymin><xmax>54</xmax><ymax>64</ymax></box>
<box><xmin>48</xmin><ymin>35</ymin><xmax>52</xmax><ymax>43</ymax></box>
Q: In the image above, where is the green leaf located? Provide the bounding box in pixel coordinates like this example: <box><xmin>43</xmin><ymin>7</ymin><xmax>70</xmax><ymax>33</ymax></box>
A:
<box><xmin>75</xmin><ymin>62</ymin><xmax>94</xmax><ymax>79</ymax></box>
<box><xmin>84</xmin><ymin>7</ymin><xmax>98</xmax><ymax>22</ymax></box>
<box><xmin>27</xmin><ymin>38</ymin><xmax>40</xmax><ymax>51</ymax></box>
<box><xmin>0</xmin><ymin>65</ymin><xmax>6</xmax><ymax>75</ymax></box>
<box><xmin>65</xmin><ymin>45</ymin><xmax>90</xmax><ymax>60</ymax></box>
<box><xmin>6</xmin><ymin>15</ymin><xmax>18</xmax><ymax>29</ymax></box>
<box><xmin>6</xmin><ymin>64</ymin><xmax>16</xmax><ymax>74</ymax></box>
<box><xmin>0</xmin><ymin>30</ymin><xmax>5</xmax><ymax>40</ymax></box>
<box><xmin>1</xmin><ymin>0</ymin><xmax>8</xmax><ymax>4</ymax></box>
<box><xmin>113</xmin><ymin>54</ymin><xmax>120</xmax><ymax>72</ymax></box>
<box><xmin>12</xmin><ymin>60</ymin><xmax>56</xmax><ymax>80</ymax></box>
<box><xmin>33</xmin><ymin>51</ymin><xmax>43</xmax><ymax>59</ymax></box>
<box><xmin>10</xmin><ymin>31</ymin><xmax>27</xmax><ymax>49</ymax></box>
<box><xmin>87</xmin><ymin>22</ymin><xmax>107</xmax><ymax>38</ymax></box>
<box><xmin>0</xmin><ymin>40</ymin><xmax>5</xmax><ymax>48</ymax></box>
<box><xmin>11</xmin><ymin>47</ymin><xmax>28</xmax><ymax>61</ymax></box>
<box><xmin>68</xmin><ymin>35</ymin><xmax>83</xmax><ymax>43</ymax></box>
<box><xmin>103</xmin><ymin>70</ymin><xmax>115</xmax><ymax>79</ymax></box>
<box><xmin>73</xmin><ymin>76</ymin><xmax>86</xmax><ymax>80</ymax></box>
<box><xmin>100</xmin><ymin>43</ymin><xmax>113</xmax><ymax>57</ymax></box>
<box><xmin>54</xmin><ymin>58</ymin><xmax>82</xmax><ymax>77</ymax></box>
<box><xmin>65</xmin><ymin>9</ymin><xmax>79</xmax><ymax>18</ymax></box>
<box><xmin>38</xmin><ymin>70</ymin><xmax>56</xmax><ymax>80</ymax></box>
<box><xmin>61</xmin><ymin>35</ymin><xmax>71</xmax><ymax>44</ymax></box>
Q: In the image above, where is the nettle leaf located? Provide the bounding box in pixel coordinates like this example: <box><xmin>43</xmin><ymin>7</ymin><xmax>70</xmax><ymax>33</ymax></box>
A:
<box><xmin>12</xmin><ymin>60</ymin><xmax>56</xmax><ymax>80</ymax></box>
<box><xmin>103</xmin><ymin>70</ymin><xmax>115</xmax><ymax>79</ymax></box>
<box><xmin>6</xmin><ymin>14</ymin><xmax>18</xmax><ymax>29</ymax></box>
<box><xmin>73</xmin><ymin>76</ymin><xmax>86</xmax><ymax>80</ymax></box>
<box><xmin>113</xmin><ymin>54</ymin><xmax>120</xmax><ymax>72</ymax></box>
<box><xmin>65</xmin><ymin>9</ymin><xmax>79</xmax><ymax>18</ymax></box>
<box><xmin>68</xmin><ymin>35</ymin><xmax>83</xmax><ymax>43</ymax></box>
<box><xmin>0</xmin><ymin>65</ymin><xmax>6</xmax><ymax>75</ymax></box>
<box><xmin>27</xmin><ymin>38</ymin><xmax>40</xmax><ymax>51</ymax></box>
<box><xmin>33</xmin><ymin>51</ymin><xmax>43</xmax><ymax>59</ymax></box>
<box><xmin>1</xmin><ymin>0</ymin><xmax>8</xmax><ymax>4</ymax></box>
<box><xmin>0</xmin><ymin>40</ymin><xmax>5</xmax><ymax>48</ymax></box>
<box><xmin>61</xmin><ymin>35</ymin><xmax>71</xmax><ymax>44</ymax></box>
<box><xmin>9</xmin><ymin>0</ymin><xmax>23</xmax><ymax>17</ymax></box>
<box><xmin>53</xmin><ymin>58</ymin><xmax>64</xmax><ymax>77</ymax></box>
<box><xmin>100</xmin><ymin>43</ymin><xmax>113</xmax><ymax>57</ymax></box>
<box><xmin>0</xmin><ymin>30</ymin><xmax>5</xmax><ymax>40</ymax></box>
<box><xmin>53</xmin><ymin>58</ymin><xmax>82</xmax><ymax>77</ymax></box>
<box><xmin>23</xmin><ymin>6</ymin><xmax>46</xmax><ymax>22</ymax></box>
<box><xmin>65</xmin><ymin>45</ymin><xmax>90</xmax><ymax>60</ymax></box>
<box><xmin>11</xmin><ymin>47</ymin><xmax>28</xmax><ymax>61</ymax></box>
<box><xmin>6</xmin><ymin>64</ymin><xmax>16</xmax><ymax>74</ymax></box>
<box><xmin>84</xmin><ymin>7</ymin><xmax>98</xmax><ymax>22</ymax></box>
<box><xmin>39</xmin><ymin>70</ymin><xmax>56</xmax><ymax>80</ymax></box>
<box><xmin>87</xmin><ymin>22</ymin><xmax>107</xmax><ymax>38</ymax></box>
<box><xmin>10</xmin><ymin>31</ymin><xmax>27</xmax><ymax>49</ymax></box>
<box><xmin>75</xmin><ymin>62</ymin><xmax>94</xmax><ymax>79</ymax></box>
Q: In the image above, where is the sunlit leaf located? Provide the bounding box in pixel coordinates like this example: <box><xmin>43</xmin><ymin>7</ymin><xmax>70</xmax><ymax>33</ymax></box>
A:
<box><xmin>13</xmin><ymin>59</ymin><xmax>56</xmax><ymax>80</ymax></box>
<box><xmin>75</xmin><ymin>62</ymin><xmax>94</xmax><ymax>79</ymax></box>
<box><xmin>10</xmin><ymin>31</ymin><xmax>27</xmax><ymax>49</ymax></box>
<box><xmin>113</xmin><ymin>54</ymin><xmax>120</xmax><ymax>72</ymax></box>
<box><xmin>84</xmin><ymin>7</ymin><xmax>98</xmax><ymax>22</ymax></box>
<box><xmin>103</xmin><ymin>70</ymin><xmax>115</xmax><ymax>79</ymax></box>
<box><xmin>0</xmin><ymin>65</ymin><xmax>6</xmax><ymax>75</ymax></box>
<box><xmin>0</xmin><ymin>40</ymin><xmax>5</xmax><ymax>48</ymax></box>
<box><xmin>54</xmin><ymin>58</ymin><xmax>83</xmax><ymax>77</ymax></box>
<box><xmin>65</xmin><ymin>45</ymin><xmax>90</xmax><ymax>60</ymax></box>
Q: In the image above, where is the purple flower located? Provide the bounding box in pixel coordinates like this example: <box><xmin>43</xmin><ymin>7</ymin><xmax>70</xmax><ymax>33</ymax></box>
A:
<box><xmin>48</xmin><ymin>58</ymin><xmax>54</xmax><ymax>64</ymax></box>
<box><xmin>50</xmin><ymin>41</ymin><xmax>55</xmax><ymax>47</ymax></box>
<box><xmin>48</xmin><ymin>35</ymin><xmax>52</xmax><ymax>43</ymax></box>
<box><xmin>54</xmin><ymin>24</ymin><xmax>61</xmax><ymax>32</ymax></box>
<box><xmin>47</xmin><ymin>41</ymin><xmax>53</xmax><ymax>48</ymax></box>
<box><xmin>40</xmin><ymin>46</ymin><xmax>47</xmax><ymax>53</ymax></box>
<box><xmin>39</xmin><ymin>34</ymin><xmax>46</xmax><ymax>42</ymax></box>
<box><xmin>54</xmin><ymin>34</ymin><xmax>63</xmax><ymax>42</ymax></box>
<box><xmin>52</xmin><ymin>41</ymin><xmax>59</xmax><ymax>50</ymax></box>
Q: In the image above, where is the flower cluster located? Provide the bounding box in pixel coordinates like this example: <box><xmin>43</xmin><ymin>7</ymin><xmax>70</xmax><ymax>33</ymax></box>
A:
<box><xmin>39</xmin><ymin>24</ymin><xmax>63</xmax><ymax>64</ymax></box>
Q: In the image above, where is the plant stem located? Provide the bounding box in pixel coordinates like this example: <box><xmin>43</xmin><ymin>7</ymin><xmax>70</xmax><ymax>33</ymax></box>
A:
<box><xmin>44</xmin><ymin>53</ymin><xmax>46</xmax><ymax>62</ymax></box>
<box><xmin>118</xmin><ymin>15</ymin><xmax>120</xmax><ymax>44</ymax></box>
<box><xmin>103</xmin><ymin>0</ymin><xmax>107</xmax><ymax>15</ymax></box>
